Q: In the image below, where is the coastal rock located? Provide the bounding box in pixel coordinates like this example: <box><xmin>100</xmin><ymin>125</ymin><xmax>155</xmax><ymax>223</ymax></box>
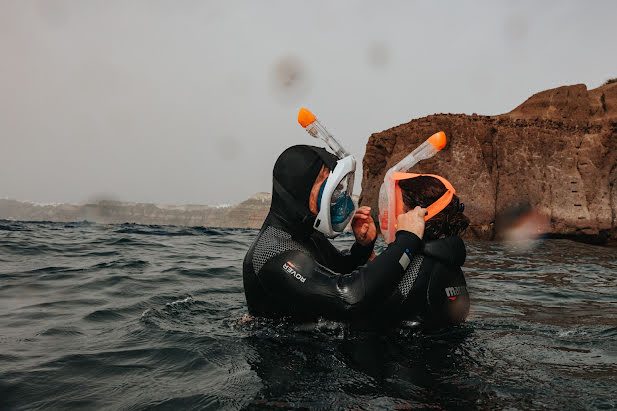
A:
<box><xmin>360</xmin><ymin>82</ymin><xmax>617</xmax><ymax>244</ymax></box>
<box><xmin>0</xmin><ymin>192</ymin><xmax>273</xmax><ymax>229</ymax></box>
<box><xmin>223</xmin><ymin>192</ymin><xmax>272</xmax><ymax>229</ymax></box>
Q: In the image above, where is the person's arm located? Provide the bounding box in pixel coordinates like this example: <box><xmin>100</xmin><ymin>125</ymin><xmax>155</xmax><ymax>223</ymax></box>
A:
<box><xmin>313</xmin><ymin>206</ymin><xmax>377</xmax><ymax>274</ymax></box>
<box><xmin>312</xmin><ymin>234</ymin><xmax>376</xmax><ymax>274</ymax></box>
<box><xmin>255</xmin><ymin>230</ymin><xmax>422</xmax><ymax>320</ymax></box>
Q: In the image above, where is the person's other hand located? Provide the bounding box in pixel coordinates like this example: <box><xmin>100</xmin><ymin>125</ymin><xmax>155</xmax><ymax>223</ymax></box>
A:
<box><xmin>396</xmin><ymin>206</ymin><xmax>427</xmax><ymax>239</ymax></box>
<box><xmin>351</xmin><ymin>206</ymin><xmax>377</xmax><ymax>246</ymax></box>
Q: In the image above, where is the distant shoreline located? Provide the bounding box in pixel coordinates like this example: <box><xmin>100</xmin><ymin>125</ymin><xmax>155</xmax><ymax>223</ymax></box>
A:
<box><xmin>0</xmin><ymin>194</ymin><xmax>272</xmax><ymax>229</ymax></box>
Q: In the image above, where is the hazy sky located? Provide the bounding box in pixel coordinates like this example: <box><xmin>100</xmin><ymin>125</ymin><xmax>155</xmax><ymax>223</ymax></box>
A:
<box><xmin>2</xmin><ymin>1</ymin><xmax>616</xmax><ymax>205</ymax></box>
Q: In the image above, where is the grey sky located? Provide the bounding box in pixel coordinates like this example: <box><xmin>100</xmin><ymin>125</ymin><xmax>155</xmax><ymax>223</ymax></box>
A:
<box><xmin>1</xmin><ymin>1</ymin><xmax>616</xmax><ymax>205</ymax></box>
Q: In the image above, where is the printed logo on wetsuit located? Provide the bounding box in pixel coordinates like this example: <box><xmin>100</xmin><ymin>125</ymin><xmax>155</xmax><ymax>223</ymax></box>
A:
<box><xmin>445</xmin><ymin>286</ymin><xmax>467</xmax><ymax>299</ymax></box>
<box><xmin>282</xmin><ymin>261</ymin><xmax>306</xmax><ymax>283</ymax></box>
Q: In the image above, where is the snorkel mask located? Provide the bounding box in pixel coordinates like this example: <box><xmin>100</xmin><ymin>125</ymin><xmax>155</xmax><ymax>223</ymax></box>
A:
<box><xmin>378</xmin><ymin>132</ymin><xmax>447</xmax><ymax>244</ymax></box>
<box><xmin>298</xmin><ymin>108</ymin><xmax>356</xmax><ymax>238</ymax></box>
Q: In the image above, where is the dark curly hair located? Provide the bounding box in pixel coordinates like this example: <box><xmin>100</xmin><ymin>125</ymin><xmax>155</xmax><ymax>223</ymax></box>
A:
<box><xmin>398</xmin><ymin>176</ymin><xmax>469</xmax><ymax>241</ymax></box>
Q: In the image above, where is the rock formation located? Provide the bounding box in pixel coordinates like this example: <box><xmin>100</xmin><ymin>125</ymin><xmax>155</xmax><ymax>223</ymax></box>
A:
<box><xmin>360</xmin><ymin>82</ymin><xmax>617</xmax><ymax>244</ymax></box>
<box><xmin>0</xmin><ymin>192</ymin><xmax>272</xmax><ymax>229</ymax></box>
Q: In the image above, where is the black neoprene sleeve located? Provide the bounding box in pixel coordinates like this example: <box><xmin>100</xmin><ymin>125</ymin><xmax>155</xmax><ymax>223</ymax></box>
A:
<box><xmin>256</xmin><ymin>231</ymin><xmax>422</xmax><ymax>320</ymax></box>
<box><xmin>312</xmin><ymin>235</ymin><xmax>376</xmax><ymax>274</ymax></box>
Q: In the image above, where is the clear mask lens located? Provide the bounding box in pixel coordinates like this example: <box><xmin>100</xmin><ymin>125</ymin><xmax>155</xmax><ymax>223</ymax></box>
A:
<box><xmin>330</xmin><ymin>173</ymin><xmax>355</xmax><ymax>231</ymax></box>
<box><xmin>331</xmin><ymin>180</ymin><xmax>348</xmax><ymax>204</ymax></box>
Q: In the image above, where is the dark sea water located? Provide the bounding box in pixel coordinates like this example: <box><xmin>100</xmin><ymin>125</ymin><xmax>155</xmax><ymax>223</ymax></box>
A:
<box><xmin>1</xmin><ymin>220</ymin><xmax>616</xmax><ymax>410</ymax></box>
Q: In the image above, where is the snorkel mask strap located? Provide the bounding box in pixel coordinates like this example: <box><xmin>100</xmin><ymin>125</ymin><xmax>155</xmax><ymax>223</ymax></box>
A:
<box><xmin>393</xmin><ymin>172</ymin><xmax>456</xmax><ymax>221</ymax></box>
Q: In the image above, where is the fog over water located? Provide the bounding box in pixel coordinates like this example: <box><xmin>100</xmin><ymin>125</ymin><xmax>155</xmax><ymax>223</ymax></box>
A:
<box><xmin>2</xmin><ymin>1</ymin><xmax>617</xmax><ymax>205</ymax></box>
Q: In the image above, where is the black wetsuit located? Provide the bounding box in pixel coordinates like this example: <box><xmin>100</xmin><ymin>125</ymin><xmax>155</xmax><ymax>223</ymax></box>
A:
<box><xmin>375</xmin><ymin>235</ymin><xmax>470</xmax><ymax>329</ymax></box>
<box><xmin>243</xmin><ymin>212</ymin><xmax>423</xmax><ymax>321</ymax></box>
<box><xmin>242</xmin><ymin>145</ymin><xmax>470</xmax><ymax>327</ymax></box>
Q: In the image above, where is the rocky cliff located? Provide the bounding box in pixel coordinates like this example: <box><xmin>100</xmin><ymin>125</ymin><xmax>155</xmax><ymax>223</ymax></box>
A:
<box><xmin>0</xmin><ymin>192</ymin><xmax>272</xmax><ymax>229</ymax></box>
<box><xmin>360</xmin><ymin>82</ymin><xmax>617</xmax><ymax>244</ymax></box>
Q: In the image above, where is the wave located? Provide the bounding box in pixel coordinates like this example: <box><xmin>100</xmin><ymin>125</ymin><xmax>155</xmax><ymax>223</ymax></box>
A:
<box><xmin>1</xmin><ymin>223</ymin><xmax>615</xmax><ymax>410</ymax></box>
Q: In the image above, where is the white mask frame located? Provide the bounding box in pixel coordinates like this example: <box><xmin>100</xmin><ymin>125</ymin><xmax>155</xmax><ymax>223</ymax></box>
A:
<box><xmin>314</xmin><ymin>155</ymin><xmax>356</xmax><ymax>238</ymax></box>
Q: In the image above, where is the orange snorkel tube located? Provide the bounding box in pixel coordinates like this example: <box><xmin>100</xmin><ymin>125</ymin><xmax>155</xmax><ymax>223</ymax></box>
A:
<box><xmin>378</xmin><ymin>131</ymin><xmax>447</xmax><ymax>243</ymax></box>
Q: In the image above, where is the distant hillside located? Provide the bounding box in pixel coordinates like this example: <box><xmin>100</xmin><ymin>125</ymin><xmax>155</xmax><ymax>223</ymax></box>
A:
<box><xmin>0</xmin><ymin>193</ymin><xmax>272</xmax><ymax>228</ymax></box>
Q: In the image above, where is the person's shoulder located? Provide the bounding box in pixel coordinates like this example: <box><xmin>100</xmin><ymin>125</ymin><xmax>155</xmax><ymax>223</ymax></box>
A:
<box><xmin>252</xmin><ymin>225</ymin><xmax>310</xmax><ymax>271</ymax></box>
<box><xmin>256</xmin><ymin>225</ymin><xmax>297</xmax><ymax>245</ymax></box>
<box><xmin>422</xmin><ymin>236</ymin><xmax>466</xmax><ymax>267</ymax></box>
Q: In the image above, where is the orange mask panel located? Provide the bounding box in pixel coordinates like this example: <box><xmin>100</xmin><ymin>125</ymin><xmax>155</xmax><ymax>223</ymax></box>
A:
<box><xmin>392</xmin><ymin>172</ymin><xmax>456</xmax><ymax>221</ymax></box>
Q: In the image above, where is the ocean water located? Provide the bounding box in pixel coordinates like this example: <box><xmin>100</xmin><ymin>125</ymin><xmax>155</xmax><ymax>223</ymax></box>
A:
<box><xmin>1</xmin><ymin>220</ymin><xmax>616</xmax><ymax>410</ymax></box>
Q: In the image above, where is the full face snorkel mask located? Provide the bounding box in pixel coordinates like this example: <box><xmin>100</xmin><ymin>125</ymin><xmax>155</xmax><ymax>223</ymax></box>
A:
<box><xmin>298</xmin><ymin>108</ymin><xmax>356</xmax><ymax>238</ymax></box>
<box><xmin>378</xmin><ymin>131</ymin><xmax>448</xmax><ymax>244</ymax></box>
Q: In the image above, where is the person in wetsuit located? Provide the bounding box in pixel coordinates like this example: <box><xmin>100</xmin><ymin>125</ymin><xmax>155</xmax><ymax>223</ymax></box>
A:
<box><xmin>375</xmin><ymin>175</ymin><xmax>471</xmax><ymax>329</ymax></box>
<box><xmin>243</xmin><ymin>145</ymin><xmax>427</xmax><ymax>322</ymax></box>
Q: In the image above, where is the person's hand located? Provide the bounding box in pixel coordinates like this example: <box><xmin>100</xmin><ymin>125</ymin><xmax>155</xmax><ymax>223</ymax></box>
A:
<box><xmin>396</xmin><ymin>206</ymin><xmax>427</xmax><ymax>239</ymax></box>
<box><xmin>351</xmin><ymin>206</ymin><xmax>377</xmax><ymax>246</ymax></box>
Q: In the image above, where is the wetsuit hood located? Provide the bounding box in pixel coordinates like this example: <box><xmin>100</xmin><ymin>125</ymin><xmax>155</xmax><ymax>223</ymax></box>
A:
<box><xmin>423</xmin><ymin>236</ymin><xmax>466</xmax><ymax>266</ymax></box>
<box><xmin>269</xmin><ymin>145</ymin><xmax>338</xmax><ymax>239</ymax></box>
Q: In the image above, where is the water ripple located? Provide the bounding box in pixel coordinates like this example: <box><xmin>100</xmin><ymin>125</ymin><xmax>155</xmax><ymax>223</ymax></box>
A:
<box><xmin>0</xmin><ymin>222</ymin><xmax>615</xmax><ymax>409</ymax></box>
